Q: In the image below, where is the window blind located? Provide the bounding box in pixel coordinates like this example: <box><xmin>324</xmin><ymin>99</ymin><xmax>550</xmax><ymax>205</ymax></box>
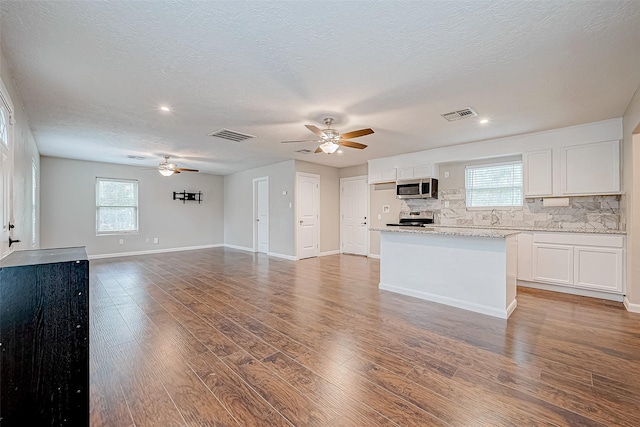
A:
<box><xmin>96</xmin><ymin>178</ymin><xmax>138</xmax><ymax>234</ymax></box>
<box><xmin>465</xmin><ymin>162</ymin><xmax>523</xmax><ymax>208</ymax></box>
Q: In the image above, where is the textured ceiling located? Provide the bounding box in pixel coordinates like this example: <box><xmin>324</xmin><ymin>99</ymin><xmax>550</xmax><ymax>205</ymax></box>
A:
<box><xmin>1</xmin><ymin>1</ymin><xmax>640</xmax><ymax>175</ymax></box>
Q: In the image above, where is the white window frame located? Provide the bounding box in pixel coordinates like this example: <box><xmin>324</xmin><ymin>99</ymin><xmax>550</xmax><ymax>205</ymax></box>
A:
<box><xmin>465</xmin><ymin>161</ymin><xmax>523</xmax><ymax>210</ymax></box>
<box><xmin>96</xmin><ymin>177</ymin><xmax>139</xmax><ymax>235</ymax></box>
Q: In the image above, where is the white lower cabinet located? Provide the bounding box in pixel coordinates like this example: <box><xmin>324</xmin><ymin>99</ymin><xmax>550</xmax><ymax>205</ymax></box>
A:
<box><xmin>521</xmin><ymin>232</ymin><xmax>624</xmax><ymax>295</ymax></box>
<box><xmin>574</xmin><ymin>246</ymin><xmax>623</xmax><ymax>293</ymax></box>
<box><xmin>532</xmin><ymin>243</ymin><xmax>574</xmax><ymax>285</ymax></box>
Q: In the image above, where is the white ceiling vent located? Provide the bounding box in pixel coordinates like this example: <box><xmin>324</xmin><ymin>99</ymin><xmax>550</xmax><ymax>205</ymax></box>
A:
<box><xmin>295</xmin><ymin>149</ymin><xmax>312</xmax><ymax>154</ymax></box>
<box><xmin>208</xmin><ymin>128</ymin><xmax>257</xmax><ymax>142</ymax></box>
<box><xmin>441</xmin><ymin>107</ymin><xmax>478</xmax><ymax>122</ymax></box>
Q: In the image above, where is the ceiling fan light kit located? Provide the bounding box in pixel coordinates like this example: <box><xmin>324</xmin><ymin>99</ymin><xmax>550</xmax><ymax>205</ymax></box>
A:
<box><xmin>157</xmin><ymin>155</ymin><xmax>199</xmax><ymax>176</ymax></box>
<box><xmin>319</xmin><ymin>142</ymin><xmax>340</xmax><ymax>154</ymax></box>
<box><xmin>282</xmin><ymin>117</ymin><xmax>374</xmax><ymax>154</ymax></box>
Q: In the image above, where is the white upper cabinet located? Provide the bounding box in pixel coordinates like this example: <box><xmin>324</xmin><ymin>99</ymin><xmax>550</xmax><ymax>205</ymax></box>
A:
<box><xmin>397</xmin><ymin>167</ymin><xmax>414</xmax><ymax>180</ymax></box>
<box><xmin>523</xmin><ymin>149</ymin><xmax>553</xmax><ymax>197</ymax></box>
<box><xmin>382</xmin><ymin>168</ymin><xmax>397</xmax><ymax>182</ymax></box>
<box><xmin>561</xmin><ymin>140</ymin><xmax>620</xmax><ymax>195</ymax></box>
<box><xmin>522</xmin><ymin>140</ymin><xmax>620</xmax><ymax>197</ymax></box>
<box><xmin>369</xmin><ymin>157</ymin><xmax>438</xmax><ymax>184</ymax></box>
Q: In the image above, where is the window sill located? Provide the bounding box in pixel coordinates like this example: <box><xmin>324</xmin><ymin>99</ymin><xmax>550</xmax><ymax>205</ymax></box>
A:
<box><xmin>96</xmin><ymin>231</ymin><xmax>139</xmax><ymax>236</ymax></box>
<box><xmin>465</xmin><ymin>206</ymin><xmax>523</xmax><ymax>211</ymax></box>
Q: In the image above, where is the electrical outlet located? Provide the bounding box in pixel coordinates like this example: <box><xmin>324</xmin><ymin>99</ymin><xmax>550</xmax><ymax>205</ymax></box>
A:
<box><xmin>153</xmin><ymin>238</ymin><xmax>159</xmax><ymax>244</ymax></box>
<box><xmin>444</xmin><ymin>201</ymin><xmax>450</xmax><ymax>208</ymax></box>
<box><xmin>145</xmin><ymin>238</ymin><xmax>150</xmax><ymax>243</ymax></box>
<box><xmin>377</xmin><ymin>214</ymin><xmax>382</xmax><ymax>220</ymax></box>
<box><xmin>444</xmin><ymin>171</ymin><xmax>450</xmax><ymax>178</ymax></box>
<box><xmin>118</xmin><ymin>239</ymin><xmax>124</xmax><ymax>245</ymax></box>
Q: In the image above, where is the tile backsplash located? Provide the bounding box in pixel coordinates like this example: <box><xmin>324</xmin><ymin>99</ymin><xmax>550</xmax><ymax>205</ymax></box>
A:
<box><xmin>402</xmin><ymin>189</ymin><xmax>622</xmax><ymax>232</ymax></box>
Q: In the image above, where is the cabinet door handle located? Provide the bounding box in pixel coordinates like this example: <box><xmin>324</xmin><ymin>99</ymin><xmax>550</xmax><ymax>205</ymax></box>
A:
<box><xmin>9</xmin><ymin>237</ymin><xmax>21</xmax><ymax>247</ymax></box>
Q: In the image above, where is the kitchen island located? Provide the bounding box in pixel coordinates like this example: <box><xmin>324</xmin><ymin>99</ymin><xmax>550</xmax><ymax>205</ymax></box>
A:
<box><xmin>372</xmin><ymin>226</ymin><xmax>519</xmax><ymax>319</ymax></box>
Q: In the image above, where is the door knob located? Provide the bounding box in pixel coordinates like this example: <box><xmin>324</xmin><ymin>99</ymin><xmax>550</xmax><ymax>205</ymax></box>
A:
<box><xmin>299</xmin><ymin>220</ymin><xmax>303</xmax><ymax>225</ymax></box>
<box><xmin>8</xmin><ymin>222</ymin><xmax>15</xmax><ymax>230</ymax></box>
<box><xmin>9</xmin><ymin>237</ymin><xmax>21</xmax><ymax>247</ymax></box>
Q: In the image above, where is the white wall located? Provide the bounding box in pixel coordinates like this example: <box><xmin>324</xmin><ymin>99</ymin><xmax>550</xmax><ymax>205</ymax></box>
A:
<box><xmin>295</xmin><ymin>160</ymin><xmax>340</xmax><ymax>254</ymax></box>
<box><xmin>224</xmin><ymin>160</ymin><xmax>295</xmax><ymax>256</ymax></box>
<box><xmin>623</xmin><ymin>84</ymin><xmax>640</xmax><ymax>309</ymax></box>
<box><xmin>40</xmin><ymin>157</ymin><xmax>224</xmax><ymax>257</ymax></box>
<box><xmin>340</xmin><ymin>164</ymin><xmax>367</xmax><ymax>178</ymax></box>
<box><xmin>1</xmin><ymin>48</ymin><xmax>40</xmax><ymax>251</ymax></box>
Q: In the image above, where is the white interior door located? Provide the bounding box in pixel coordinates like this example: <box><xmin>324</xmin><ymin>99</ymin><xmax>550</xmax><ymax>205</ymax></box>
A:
<box><xmin>297</xmin><ymin>173</ymin><xmax>319</xmax><ymax>259</ymax></box>
<box><xmin>0</xmin><ymin>86</ymin><xmax>14</xmax><ymax>260</ymax></box>
<box><xmin>254</xmin><ymin>177</ymin><xmax>269</xmax><ymax>253</ymax></box>
<box><xmin>341</xmin><ymin>176</ymin><xmax>369</xmax><ymax>255</ymax></box>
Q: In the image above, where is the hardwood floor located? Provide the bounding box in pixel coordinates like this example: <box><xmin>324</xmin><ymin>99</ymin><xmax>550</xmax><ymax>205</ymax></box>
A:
<box><xmin>89</xmin><ymin>248</ymin><xmax>640</xmax><ymax>426</ymax></box>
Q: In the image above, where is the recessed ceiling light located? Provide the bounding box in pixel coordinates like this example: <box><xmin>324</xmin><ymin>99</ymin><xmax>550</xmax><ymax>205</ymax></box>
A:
<box><xmin>480</xmin><ymin>119</ymin><xmax>489</xmax><ymax>124</ymax></box>
<box><xmin>160</xmin><ymin>106</ymin><xmax>171</xmax><ymax>112</ymax></box>
<box><xmin>337</xmin><ymin>149</ymin><xmax>343</xmax><ymax>154</ymax></box>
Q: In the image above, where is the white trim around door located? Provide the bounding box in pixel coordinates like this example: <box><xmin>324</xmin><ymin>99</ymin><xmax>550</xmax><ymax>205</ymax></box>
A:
<box><xmin>253</xmin><ymin>176</ymin><xmax>269</xmax><ymax>253</ymax></box>
<box><xmin>296</xmin><ymin>172</ymin><xmax>320</xmax><ymax>259</ymax></box>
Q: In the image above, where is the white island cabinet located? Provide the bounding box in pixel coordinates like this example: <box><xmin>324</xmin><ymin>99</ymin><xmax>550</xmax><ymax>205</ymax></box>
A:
<box><xmin>374</xmin><ymin>227</ymin><xmax>518</xmax><ymax>319</ymax></box>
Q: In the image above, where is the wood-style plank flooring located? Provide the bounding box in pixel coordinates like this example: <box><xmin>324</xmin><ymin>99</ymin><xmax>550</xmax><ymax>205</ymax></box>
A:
<box><xmin>90</xmin><ymin>248</ymin><xmax>640</xmax><ymax>426</ymax></box>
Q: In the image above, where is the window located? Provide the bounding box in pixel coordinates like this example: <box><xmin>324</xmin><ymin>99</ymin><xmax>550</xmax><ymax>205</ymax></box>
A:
<box><xmin>0</xmin><ymin>106</ymin><xmax>7</xmax><ymax>147</ymax></box>
<box><xmin>465</xmin><ymin>161</ymin><xmax>523</xmax><ymax>208</ymax></box>
<box><xmin>96</xmin><ymin>178</ymin><xmax>138</xmax><ymax>235</ymax></box>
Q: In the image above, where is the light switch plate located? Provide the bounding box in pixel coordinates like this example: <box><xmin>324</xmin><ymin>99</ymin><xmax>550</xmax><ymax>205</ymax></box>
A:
<box><xmin>383</xmin><ymin>205</ymin><xmax>390</xmax><ymax>213</ymax></box>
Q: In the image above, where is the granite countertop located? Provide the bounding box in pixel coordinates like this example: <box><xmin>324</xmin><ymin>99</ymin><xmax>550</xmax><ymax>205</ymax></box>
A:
<box><xmin>370</xmin><ymin>226</ymin><xmax>518</xmax><ymax>238</ymax></box>
<box><xmin>371</xmin><ymin>224</ymin><xmax>626</xmax><ymax>236</ymax></box>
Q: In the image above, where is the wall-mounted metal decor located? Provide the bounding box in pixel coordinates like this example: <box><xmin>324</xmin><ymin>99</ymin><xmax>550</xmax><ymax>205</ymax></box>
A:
<box><xmin>173</xmin><ymin>191</ymin><xmax>202</xmax><ymax>204</ymax></box>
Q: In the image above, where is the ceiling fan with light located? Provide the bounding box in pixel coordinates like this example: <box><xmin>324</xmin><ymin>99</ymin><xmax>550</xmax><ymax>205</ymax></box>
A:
<box><xmin>157</xmin><ymin>155</ymin><xmax>199</xmax><ymax>176</ymax></box>
<box><xmin>281</xmin><ymin>117</ymin><xmax>374</xmax><ymax>154</ymax></box>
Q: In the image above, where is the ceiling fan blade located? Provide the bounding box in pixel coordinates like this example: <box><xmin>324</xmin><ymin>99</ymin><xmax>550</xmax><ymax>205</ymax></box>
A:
<box><xmin>340</xmin><ymin>128</ymin><xmax>374</xmax><ymax>140</ymax></box>
<box><xmin>173</xmin><ymin>171</ymin><xmax>181</xmax><ymax>174</ymax></box>
<box><xmin>314</xmin><ymin>146</ymin><xmax>323</xmax><ymax>154</ymax></box>
<box><xmin>175</xmin><ymin>168</ymin><xmax>199</xmax><ymax>172</ymax></box>
<box><xmin>281</xmin><ymin>139</ymin><xmax>320</xmax><ymax>143</ymax></box>
<box><xmin>339</xmin><ymin>140</ymin><xmax>367</xmax><ymax>149</ymax></box>
<box><xmin>305</xmin><ymin>125</ymin><xmax>325</xmax><ymax>137</ymax></box>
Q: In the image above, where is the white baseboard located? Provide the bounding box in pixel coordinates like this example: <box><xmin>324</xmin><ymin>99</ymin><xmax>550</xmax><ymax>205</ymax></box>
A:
<box><xmin>267</xmin><ymin>252</ymin><xmax>297</xmax><ymax>261</ymax></box>
<box><xmin>319</xmin><ymin>250</ymin><xmax>340</xmax><ymax>257</ymax></box>
<box><xmin>379</xmin><ymin>282</ymin><xmax>512</xmax><ymax>319</ymax></box>
<box><xmin>624</xmin><ymin>297</ymin><xmax>640</xmax><ymax>313</ymax></box>
<box><xmin>368</xmin><ymin>253</ymin><xmax>380</xmax><ymax>259</ymax></box>
<box><xmin>89</xmin><ymin>244</ymin><xmax>224</xmax><ymax>260</ymax></box>
<box><xmin>517</xmin><ymin>280</ymin><xmax>624</xmax><ymax>302</ymax></box>
<box><xmin>223</xmin><ymin>244</ymin><xmax>255</xmax><ymax>252</ymax></box>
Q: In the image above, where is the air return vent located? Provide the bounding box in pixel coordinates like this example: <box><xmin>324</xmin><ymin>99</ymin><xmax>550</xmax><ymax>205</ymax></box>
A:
<box><xmin>441</xmin><ymin>107</ymin><xmax>478</xmax><ymax>122</ymax></box>
<box><xmin>208</xmin><ymin>128</ymin><xmax>257</xmax><ymax>142</ymax></box>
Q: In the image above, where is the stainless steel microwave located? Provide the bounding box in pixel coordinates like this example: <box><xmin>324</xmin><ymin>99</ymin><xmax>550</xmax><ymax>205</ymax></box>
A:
<box><xmin>396</xmin><ymin>178</ymin><xmax>438</xmax><ymax>199</ymax></box>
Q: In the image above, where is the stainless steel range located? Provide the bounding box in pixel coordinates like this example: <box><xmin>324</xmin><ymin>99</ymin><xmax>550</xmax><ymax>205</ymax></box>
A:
<box><xmin>386</xmin><ymin>210</ymin><xmax>434</xmax><ymax>227</ymax></box>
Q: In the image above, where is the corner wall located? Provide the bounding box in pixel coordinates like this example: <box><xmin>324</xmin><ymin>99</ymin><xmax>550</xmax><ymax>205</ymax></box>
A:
<box><xmin>623</xmin><ymin>84</ymin><xmax>640</xmax><ymax>310</ymax></box>
<box><xmin>224</xmin><ymin>160</ymin><xmax>295</xmax><ymax>257</ymax></box>
<box><xmin>40</xmin><ymin>157</ymin><xmax>224</xmax><ymax>257</ymax></box>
